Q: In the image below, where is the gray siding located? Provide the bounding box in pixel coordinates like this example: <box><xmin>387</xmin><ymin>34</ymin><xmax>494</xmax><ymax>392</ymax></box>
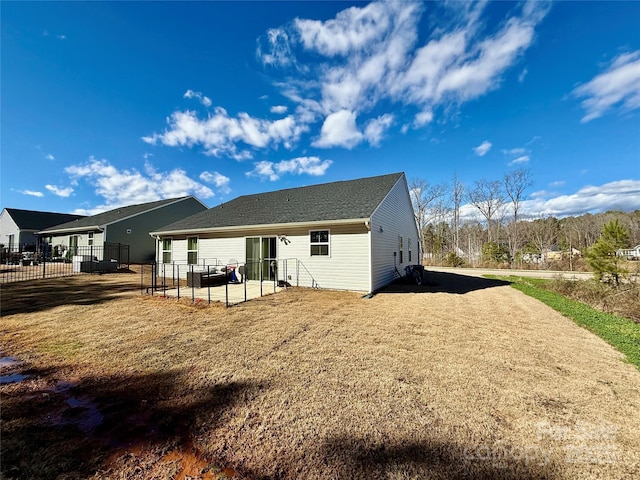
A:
<box><xmin>106</xmin><ymin>197</ymin><xmax>207</xmax><ymax>263</ymax></box>
<box><xmin>370</xmin><ymin>176</ymin><xmax>420</xmax><ymax>292</ymax></box>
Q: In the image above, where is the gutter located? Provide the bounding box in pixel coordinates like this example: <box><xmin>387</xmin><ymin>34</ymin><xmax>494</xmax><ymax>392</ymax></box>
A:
<box><xmin>38</xmin><ymin>225</ymin><xmax>105</xmax><ymax>235</ymax></box>
<box><xmin>149</xmin><ymin>217</ymin><xmax>370</xmax><ymax>236</ymax></box>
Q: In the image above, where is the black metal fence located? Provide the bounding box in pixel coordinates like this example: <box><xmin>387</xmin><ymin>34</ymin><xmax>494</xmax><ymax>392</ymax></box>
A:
<box><xmin>140</xmin><ymin>258</ymin><xmax>319</xmax><ymax>306</ymax></box>
<box><xmin>0</xmin><ymin>243</ymin><xmax>130</xmax><ymax>284</ymax></box>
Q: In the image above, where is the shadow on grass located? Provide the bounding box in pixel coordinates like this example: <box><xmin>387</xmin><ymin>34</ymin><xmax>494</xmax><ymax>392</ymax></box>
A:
<box><xmin>379</xmin><ymin>270</ymin><xmax>511</xmax><ymax>295</ymax></box>
<box><xmin>315</xmin><ymin>435</ymin><xmax>558</xmax><ymax>480</ymax></box>
<box><xmin>1</xmin><ymin>365</ymin><xmax>265</xmax><ymax>479</ymax></box>
<box><xmin>0</xmin><ymin>275</ymin><xmax>141</xmax><ymax>316</ymax></box>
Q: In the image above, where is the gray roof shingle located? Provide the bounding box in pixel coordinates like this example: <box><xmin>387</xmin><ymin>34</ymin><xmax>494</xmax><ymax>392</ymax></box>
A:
<box><xmin>154</xmin><ymin>173</ymin><xmax>404</xmax><ymax>233</ymax></box>
<box><xmin>4</xmin><ymin>209</ymin><xmax>85</xmax><ymax>230</ymax></box>
<box><xmin>40</xmin><ymin>197</ymin><xmax>191</xmax><ymax>233</ymax></box>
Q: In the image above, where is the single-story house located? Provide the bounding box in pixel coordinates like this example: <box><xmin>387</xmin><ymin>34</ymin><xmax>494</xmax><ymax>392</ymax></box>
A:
<box><xmin>150</xmin><ymin>172</ymin><xmax>420</xmax><ymax>293</ymax></box>
<box><xmin>618</xmin><ymin>245</ymin><xmax>640</xmax><ymax>260</ymax></box>
<box><xmin>39</xmin><ymin>196</ymin><xmax>208</xmax><ymax>263</ymax></box>
<box><xmin>544</xmin><ymin>247</ymin><xmax>582</xmax><ymax>262</ymax></box>
<box><xmin>0</xmin><ymin>208</ymin><xmax>85</xmax><ymax>252</ymax></box>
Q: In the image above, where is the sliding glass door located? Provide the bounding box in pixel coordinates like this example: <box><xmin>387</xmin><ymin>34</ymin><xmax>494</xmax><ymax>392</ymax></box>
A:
<box><xmin>245</xmin><ymin>237</ymin><xmax>277</xmax><ymax>281</ymax></box>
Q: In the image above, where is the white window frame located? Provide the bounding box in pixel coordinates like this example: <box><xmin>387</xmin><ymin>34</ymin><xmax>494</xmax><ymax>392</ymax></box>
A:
<box><xmin>408</xmin><ymin>238</ymin><xmax>412</xmax><ymax>263</ymax></box>
<box><xmin>187</xmin><ymin>236</ymin><xmax>198</xmax><ymax>265</ymax></box>
<box><xmin>88</xmin><ymin>232</ymin><xmax>94</xmax><ymax>246</ymax></box>
<box><xmin>309</xmin><ymin>229</ymin><xmax>330</xmax><ymax>257</ymax></box>
<box><xmin>162</xmin><ymin>238</ymin><xmax>172</xmax><ymax>264</ymax></box>
<box><xmin>398</xmin><ymin>235</ymin><xmax>404</xmax><ymax>264</ymax></box>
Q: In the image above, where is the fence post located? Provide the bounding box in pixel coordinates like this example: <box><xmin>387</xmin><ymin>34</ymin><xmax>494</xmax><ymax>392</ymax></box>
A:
<box><xmin>207</xmin><ymin>265</ymin><xmax>211</xmax><ymax>304</ymax></box>
<box><xmin>244</xmin><ymin>264</ymin><xmax>247</xmax><ymax>303</ymax></box>
<box><xmin>191</xmin><ymin>264</ymin><xmax>195</xmax><ymax>303</ymax></box>
<box><xmin>176</xmin><ymin>264</ymin><xmax>179</xmax><ymax>299</ymax></box>
<box><xmin>42</xmin><ymin>256</ymin><xmax>46</xmax><ymax>279</ymax></box>
<box><xmin>260</xmin><ymin>260</ymin><xmax>263</xmax><ymax>297</ymax></box>
<box><xmin>225</xmin><ymin>271</ymin><xmax>229</xmax><ymax>308</ymax></box>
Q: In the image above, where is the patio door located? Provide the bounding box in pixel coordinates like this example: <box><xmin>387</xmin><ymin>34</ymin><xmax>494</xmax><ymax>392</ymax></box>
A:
<box><xmin>245</xmin><ymin>237</ymin><xmax>277</xmax><ymax>281</ymax></box>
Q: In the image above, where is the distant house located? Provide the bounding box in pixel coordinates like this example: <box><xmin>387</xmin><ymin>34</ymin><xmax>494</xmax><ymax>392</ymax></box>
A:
<box><xmin>39</xmin><ymin>197</ymin><xmax>208</xmax><ymax>263</ymax></box>
<box><xmin>150</xmin><ymin>173</ymin><xmax>420</xmax><ymax>293</ymax></box>
<box><xmin>0</xmin><ymin>208</ymin><xmax>85</xmax><ymax>252</ymax></box>
<box><xmin>544</xmin><ymin>246</ymin><xmax>581</xmax><ymax>262</ymax></box>
<box><xmin>618</xmin><ymin>245</ymin><xmax>640</xmax><ymax>260</ymax></box>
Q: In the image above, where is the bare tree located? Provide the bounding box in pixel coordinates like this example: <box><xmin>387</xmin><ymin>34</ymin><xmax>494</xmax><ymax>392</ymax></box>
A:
<box><xmin>451</xmin><ymin>172</ymin><xmax>465</xmax><ymax>255</ymax></box>
<box><xmin>467</xmin><ymin>179</ymin><xmax>505</xmax><ymax>243</ymax></box>
<box><xmin>529</xmin><ymin>216</ymin><xmax>559</xmax><ymax>266</ymax></box>
<box><xmin>409</xmin><ymin>178</ymin><xmax>447</xmax><ymax>262</ymax></box>
<box><xmin>504</xmin><ymin>169</ymin><xmax>532</xmax><ymax>266</ymax></box>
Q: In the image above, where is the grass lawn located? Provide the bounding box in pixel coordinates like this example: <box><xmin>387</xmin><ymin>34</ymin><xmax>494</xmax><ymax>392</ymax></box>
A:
<box><xmin>2</xmin><ymin>271</ymin><xmax>640</xmax><ymax>479</ymax></box>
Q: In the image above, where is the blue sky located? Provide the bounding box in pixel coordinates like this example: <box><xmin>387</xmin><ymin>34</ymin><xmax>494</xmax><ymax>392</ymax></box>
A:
<box><xmin>2</xmin><ymin>1</ymin><xmax>639</xmax><ymax>218</ymax></box>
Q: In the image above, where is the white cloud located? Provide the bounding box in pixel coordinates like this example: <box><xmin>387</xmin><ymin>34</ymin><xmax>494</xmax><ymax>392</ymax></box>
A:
<box><xmin>148</xmin><ymin>1</ymin><xmax>549</xmax><ymax>157</ymax></box>
<box><xmin>522</xmin><ymin>179</ymin><xmax>640</xmax><ymax>217</ymax></box>
<box><xmin>461</xmin><ymin>179</ymin><xmax>640</xmax><ymax>221</ymax></box>
<box><xmin>184</xmin><ymin>89</ymin><xmax>212</xmax><ymax>107</ymax></box>
<box><xmin>143</xmin><ymin>108</ymin><xmax>307</xmax><ymax>159</ymax></box>
<box><xmin>313</xmin><ymin>109</ymin><xmax>363</xmax><ymax>148</ymax></box>
<box><xmin>56</xmin><ymin>35</ymin><xmax>66</xmax><ymax>40</ymax></box>
<box><xmin>295</xmin><ymin>2</ymin><xmax>393</xmax><ymax>56</ymax></box>
<box><xmin>64</xmin><ymin>157</ymin><xmax>213</xmax><ymax>214</ymax></box>
<box><xmin>364</xmin><ymin>114</ymin><xmax>394</xmax><ymax>146</ymax></box>
<box><xmin>45</xmin><ymin>153</ymin><xmax>55</xmax><ymax>161</ymax></box>
<box><xmin>19</xmin><ymin>190</ymin><xmax>44</xmax><ymax>197</ymax></box>
<box><xmin>502</xmin><ymin>147</ymin><xmax>526</xmax><ymax>155</ymax></box>
<box><xmin>257</xmin><ymin>28</ymin><xmax>295</xmax><ymax>68</ymax></box>
<box><xmin>200</xmin><ymin>171</ymin><xmax>231</xmax><ymax>194</ymax></box>
<box><xmin>549</xmin><ymin>180</ymin><xmax>565</xmax><ymax>188</ymax></box>
<box><xmin>508</xmin><ymin>155</ymin><xmax>530</xmax><ymax>166</ymax></box>
<box><xmin>530</xmin><ymin>190</ymin><xmax>549</xmax><ymax>199</ymax></box>
<box><xmin>473</xmin><ymin>140</ymin><xmax>492</xmax><ymax>156</ymax></box>
<box><xmin>573</xmin><ymin>50</ymin><xmax>640</xmax><ymax>122</ymax></box>
<box><xmin>518</xmin><ymin>68</ymin><xmax>528</xmax><ymax>83</ymax></box>
<box><xmin>270</xmin><ymin>105</ymin><xmax>288</xmax><ymax>114</ymax></box>
<box><xmin>413</xmin><ymin>110</ymin><xmax>433</xmax><ymax>128</ymax></box>
<box><xmin>247</xmin><ymin>156</ymin><xmax>333</xmax><ymax>181</ymax></box>
<box><xmin>45</xmin><ymin>184</ymin><xmax>74</xmax><ymax>197</ymax></box>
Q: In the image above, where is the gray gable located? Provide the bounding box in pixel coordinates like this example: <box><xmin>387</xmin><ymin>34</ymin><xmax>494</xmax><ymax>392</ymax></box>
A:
<box><xmin>40</xmin><ymin>197</ymin><xmax>192</xmax><ymax>233</ymax></box>
<box><xmin>156</xmin><ymin>173</ymin><xmax>404</xmax><ymax>232</ymax></box>
<box><xmin>4</xmin><ymin>209</ymin><xmax>85</xmax><ymax>230</ymax></box>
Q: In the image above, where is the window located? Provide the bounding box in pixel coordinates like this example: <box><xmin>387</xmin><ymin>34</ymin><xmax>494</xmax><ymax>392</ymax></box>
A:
<box><xmin>187</xmin><ymin>237</ymin><xmax>198</xmax><ymax>265</ymax></box>
<box><xmin>398</xmin><ymin>236</ymin><xmax>403</xmax><ymax>264</ymax></box>
<box><xmin>310</xmin><ymin>230</ymin><xmax>329</xmax><ymax>256</ymax></box>
<box><xmin>69</xmin><ymin>235</ymin><xmax>79</xmax><ymax>255</ymax></box>
<box><xmin>88</xmin><ymin>232</ymin><xmax>94</xmax><ymax>246</ymax></box>
<box><xmin>162</xmin><ymin>238</ymin><xmax>172</xmax><ymax>263</ymax></box>
<box><xmin>408</xmin><ymin>238</ymin><xmax>412</xmax><ymax>262</ymax></box>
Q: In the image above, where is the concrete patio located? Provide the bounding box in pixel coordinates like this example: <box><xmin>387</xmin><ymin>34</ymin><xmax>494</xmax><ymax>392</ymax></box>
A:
<box><xmin>156</xmin><ymin>280</ymin><xmax>283</xmax><ymax>305</ymax></box>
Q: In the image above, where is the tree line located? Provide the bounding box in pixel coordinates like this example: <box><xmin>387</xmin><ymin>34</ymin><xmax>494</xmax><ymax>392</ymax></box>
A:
<box><xmin>410</xmin><ymin>170</ymin><xmax>640</xmax><ymax>271</ymax></box>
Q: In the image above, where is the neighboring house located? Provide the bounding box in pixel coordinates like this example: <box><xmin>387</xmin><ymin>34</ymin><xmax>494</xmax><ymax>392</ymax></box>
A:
<box><xmin>150</xmin><ymin>172</ymin><xmax>420</xmax><ymax>293</ymax></box>
<box><xmin>0</xmin><ymin>208</ymin><xmax>85</xmax><ymax>251</ymax></box>
<box><xmin>39</xmin><ymin>197</ymin><xmax>208</xmax><ymax>263</ymax></box>
<box><xmin>618</xmin><ymin>245</ymin><xmax>640</xmax><ymax>260</ymax></box>
<box><xmin>544</xmin><ymin>247</ymin><xmax>581</xmax><ymax>262</ymax></box>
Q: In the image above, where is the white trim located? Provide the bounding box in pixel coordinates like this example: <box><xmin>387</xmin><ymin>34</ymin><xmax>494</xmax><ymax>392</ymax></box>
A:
<box><xmin>187</xmin><ymin>235</ymin><xmax>199</xmax><ymax>265</ymax></box>
<box><xmin>309</xmin><ymin>228</ymin><xmax>330</xmax><ymax>257</ymax></box>
<box><xmin>161</xmin><ymin>237</ymin><xmax>173</xmax><ymax>264</ymax></box>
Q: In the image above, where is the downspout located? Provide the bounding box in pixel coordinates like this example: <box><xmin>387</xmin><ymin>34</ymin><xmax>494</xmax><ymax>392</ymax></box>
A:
<box><xmin>365</xmin><ymin>219</ymin><xmax>372</xmax><ymax>294</ymax></box>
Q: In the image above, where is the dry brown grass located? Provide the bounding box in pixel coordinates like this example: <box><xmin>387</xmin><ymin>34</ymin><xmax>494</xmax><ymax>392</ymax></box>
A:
<box><xmin>1</xmin><ymin>271</ymin><xmax>640</xmax><ymax>480</ymax></box>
